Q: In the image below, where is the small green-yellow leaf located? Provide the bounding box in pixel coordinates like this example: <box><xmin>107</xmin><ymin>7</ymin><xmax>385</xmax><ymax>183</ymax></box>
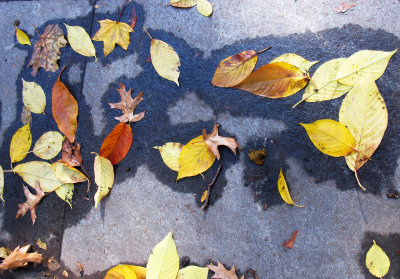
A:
<box><xmin>336</xmin><ymin>49</ymin><xmax>397</xmax><ymax>86</ymax></box>
<box><xmin>64</xmin><ymin>24</ymin><xmax>96</xmax><ymax>58</ymax></box>
<box><xmin>0</xmin><ymin>247</ymin><xmax>11</xmax><ymax>258</ymax></box>
<box><xmin>33</xmin><ymin>131</ymin><xmax>63</xmax><ymax>160</ymax></box>
<box><xmin>178</xmin><ymin>266</ymin><xmax>209</xmax><ymax>279</ymax></box>
<box><xmin>36</xmin><ymin>238</ymin><xmax>47</xmax><ymax>250</ymax></box>
<box><xmin>55</xmin><ymin>183</ymin><xmax>74</xmax><ymax>208</ymax></box>
<box><xmin>22</xmin><ymin>79</ymin><xmax>46</xmax><ymax>114</ymax></box>
<box><xmin>170</xmin><ymin>0</ymin><xmax>197</xmax><ymax>8</ymax></box>
<box><xmin>105</xmin><ymin>265</ymin><xmax>146</xmax><ymax>279</ymax></box>
<box><xmin>0</xmin><ymin>165</ymin><xmax>4</xmax><ymax>202</ymax></box>
<box><xmin>93</xmin><ymin>154</ymin><xmax>114</xmax><ymax>208</ymax></box>
<box><xmin>10</xmin><ymin>123</ymin><xmax>32</xmax><ymax>163</ymax></box>
<box><xmin>151</xmin><ymin>39</ymin><xmax>181</xmax><ymax>86</ymax></box>
<box><xmin>177</xmin><ymin>135</ymin><xmax>216</xmax><ymax>181</ymax></box>
<box><xmin>278</xmin><ymin>169</ymin><xmax>303</xmax><ymax>207</ymax></box>
<box><xmin>196</xmin><ymin>0</ymin><xmax>213</xmax><ymax>16</ymax></box>
<box><xmin>270</xmin><ymin>53</ymin><xmax>318</xmax><ymax>73</ymax></box>
<box><xmin>51</xmin><ymin>162</ymin><xmax>87</xmax><ymax>183</ymax></box>
<box><xmin>154</xmin><ymin>142</ymin><xmax>183</xmax><ymax>172</ymax></box>
<box><xmin>16</xmin><ymin>28</ymin><xmax>31</xmax><ymax>45</ymax></box>
<box><xmin>366</xmin><ymin>240</ymin><xmax>390</xmax><ymax>278</ymax></box>
<box><xmin>300</xmin><ymin>119</ymin><xmax>356</xmax><ymax>157</ymax></box>
<box><xmin>147</xmin><ymin>232</ymin><xmax>179</xmax><ymax>279</ymax></box>
<box><xmin>14</xmin><ymin>161</ymin><xmax>63</xmax><ymax>192</ymax></box>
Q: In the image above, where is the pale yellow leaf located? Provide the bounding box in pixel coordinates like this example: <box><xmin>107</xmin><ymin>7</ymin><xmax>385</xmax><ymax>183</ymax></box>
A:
<box><xmin>14</xmin><ymin>161</ymin><xmax>63</xmax><ymax>192</ymax></box>
<box><xmin>154</xmin><ymin>142</ymin><xmax>183</xmax><ymax>172</ymax></box>
<box><xmin>336</xmin><ymin>49</ymin><xmax>397</xmax><ymax>86</ymax></box>
<box><xmin>16</xmin><ymin>28</ymin><xmax>31</xmax><ymax>45</ymax></box>
<box><xmin>93</xmin><ymin>154</ymin><xmax>114</xmax><ymax>208</ymax></box>
<box><xmin>177</xmin><ymin>135</ymin><xmax>216</xmax><ymax>181</ymax></box>
<box><xmin>366</xmin><ymin>240</ymin><xmax>390</xmax><ymax>278</ymax></box>
<box><xmin>51</xmin><ymin>162</ymin><xmax>87</xmax><ymax>183</ymax></box>
<box><xmin>22</xmin><ymin>79</ymin><xmax>46</xmax><ymax>114</ymax></box>
<box><xmin>146</xmin><ymin>232</ymin><xmax>179</xmax><ymax>279</ymax></box>
<box><xmin>55</xmin><ymin>183</ymin><xmax>74</xmax><ymax>208</ymax></box>
<box><xmin>0</xmin><ymin>247</ymin><xmax>11</xmax><ymax>258</ymax></box>
<box><xmin>36</xmin><ymin>239</ymin><xmax>47</xmax><ymax>250</ymax></box>
<box><xmin>270</xmin><ymin>53</ymin><xmax>318</xmax><ymax>73</ymax></box>
<box><xmin>105</xmin><ymin>265</ymin><xmax>146</xmax><ymax>279</ymax></box>
<box><xmin>151</xmin><ymin>39</ymin><xmax>181</xmax><ymax>85</ymax></box>
<box><xmin>170</xmin><ymin>0</ymin><xmax>197</xmax><ymax>8</ymax></box>
<box><xmin>0</xmin><ymin>165</ymin><xmax>4</xmax><ymax>202</ymax></box>
<box><xmin>33</xmin><ymin>131</ymin><xmax>63</xmax><ymax>160</ymax></box>
<box><xmin>64</xmin><ymin>24</ymin><xmax>96</xmax><ymax>58</ymax></box>
<box><xmin>10</xmin><ymin>123</ymin><xmax>32</xmax><ymax>163</ymax></box>
<box><xmin>300</xmin><ymin>119</ymin><xmax>356</xmax><ymax>157</ymax></box>
<box><xmin>178</xmin><ymin>266</ymin><xmax>209</xmax><ymax>279</ymax></box>
<box><xmin>278</xmin><ymin>169</ymin><xmax>303</xmax><ymax>207</ymax></box>
<box><xmin>197</xmin><ymin>0</ymin><xmax>213</xmax><ymax>16</ymax></box>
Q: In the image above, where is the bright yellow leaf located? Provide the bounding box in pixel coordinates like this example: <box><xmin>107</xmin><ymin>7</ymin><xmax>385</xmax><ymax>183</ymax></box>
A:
<box><xmin>55</xmin><ymin>183</ymin><xmax>74</xmax><ymax>208</ymax></box>
<box><xmin>178</xmin><ymin>266</ymin><xmax>209</xmax><ymax>279</ymax></box>
<box><xmin>92</xmin><ymin>19</ymin><xmax>133</xmax><ymax>56</ymax></box>
<box><xmin>277</xmin><ymin>169</ymin><xmax>303</xmax><ymax>207</ymax></box>
<box><xmin>10</xmin><ymin>123</ymin><xmax>32</xmax><ymax>163</ymax></box>
<box><xmin>150</xmin><ymin>39</ymin><xmax>181</xmax><ymax>86</ymax></box>
<box><xmin>33</xmin><ymin>131</ymin><xmax>63</xmax><ymax>160</ymax></box>
<box><xmin>177</xmin><ymin>135</ymin><xmax>216</xmax><ymax>181</ymax></box>
<box><xmin>64</xmin><ymin>24</ymin><xmax>96</xmax><ymax>58</ymax></box>
<box><xmin>16</xmin><ymin>28</ymin><xmax>31</xmax><ymax>46</ymax></box>
<box><xmin>0</xmin><ymin>165</ymin><xmax>4</xmax><ymax>202</ymax></box>
<box><xmin>366</xmin><ymin>240</ymin><xmax>390</xmax><ymax>278</ymax></box>
<box><xmin>51</xmin><ymin>162</ymin><xmax>87</xmax><ymax>184</ymax></box>
<box><xmin>14</xmin><ymin>161</ymin><xmax>63</xmax><ymax>192</ymax></box>
<box><xmin>201</xmin><ymin>190</ymin><xmax>208</xmax><ymax>202</ymax></box>
<box><xmin>36</xmin><ymin>239</ymin><xmax>47</xmax><ymax>250</ymax></box>
<box><xmin>270</xmin><ymin>53</ymin><xmax>318</xmax><ymax>73</ymax></box>
<box><xmin>336</xmin><ymin>49</ymin><xmax>397</xmax><ymax>86</ymax></box>
<box><xmin>197</xmin><ymin>0</ymin><xmax>213</xmax><ymax>16</ymax></box>
<box><xmin>170</xmin><ymin>0</ymin><xmax>197</xmax><ymax>8</ymax></box>
<box><xmin>105</xmin><ymin>265</ymin><xmax>146</xmax><ymax>279</ymax></box>
<box><xmin>22</xmin><ymin>79</ymin><xmax>46</xmax><ymax>114</ymax></box>
<box><xmin>146</xmin><ymin>232</ymin><xmax>179</xmax><ymax>279</ymax></box>
<box><xmin>93</xmin><ymin>154</ymin><xmax>114</xmax><ymax>208</ymax></box>
<box><xmin>154</xmin><ymin>143</ymin><xmax>183</xmax><ymax>172</ymax></box>
<box><xmin>300</xmin><ymin>119</ymin><xmax>356</xmax><ymax>157</ymax></box>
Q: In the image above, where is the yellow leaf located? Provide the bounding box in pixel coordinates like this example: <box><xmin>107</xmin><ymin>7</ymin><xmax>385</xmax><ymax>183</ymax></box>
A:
<box><xmin>14</xmin><ymin>161</ymin><xmax>63</xmax><ymax>192</ymax></box>
<box><xmin>93</xmin><ymin>154</ymin><xmax>114</xmax><ymax>208</ymax></box>
<box><xmin>64</xmin><ymin>24</ymin><xmax>96</xmax><ymax>58</ymax></box>
<box><xmin>36</xmin><ymin>239</ymin><xmax>47</xmax><ymax>250</ymax></box>
<box><xmin>105</xmin><ymin>265</ymin><xmax>146</xmax><ymax>279</ymax></box>
<box><xmin>170</xmin><ymin>0</ymin><xmax>197</xmax><ymax>8</ymax></box>
<box><xmin>234</xmin><ymin>62</ymin><xmax>309</xmax><ymax>98</ymax></box>
<box><xmin>147</xmin><ymin>232</ymin><xmax>179</xmax><ymax>279</ymax></box>
<box><xmin>33</xmin><ymin>131</ymin><xmax>63</xmax><ymax>160</ymax></box>
<box><xmin>0</xmin><ymin>247</ymin><xmax>11</xmax><ymax>258</ymax></box>
<box><xmin>51</xmin><ymin>162</ymin><xmax>87</xmax><ymax>183</ymax></box>
<box><xmin>10</xmin><ymin>123</ymin><xmax>32</xmax><ymax>163</ymax></box>
<box><xmin>336</xmin><ymin>49</ymin><xmax>397</xmax><ymax>86</ymax></box>
<box><xmin>201</xmin><ymin>190</ymin><xmax>208</xmax><ymax>202</ymax></box>
<box><xmin>177</xmin><ymin>135</ymin><xmax>216</xmax><ymax>181</ymax></box>
<box><xmin>339</xmin><ymin>77</ymin><xmax>387</xmax><ymax>190</ymax></box>
<box><xmin>151</xmin><ymin>39</ymin><xmax>181</xmax><ymax>86</ymax></box>
<box><xmin>92</xmin><ymin>19</ymin><xmax>133</xmax><ymax>56</ymax></box>
<box><xmin>196</xmin><ymin>0</ymin><xmax>213</xmax><ymax>16</ymax></box>
<box><xmin>154</xmin><ymin>143</ymin><xmax>183</xmax><ymax>172</ymax></box>
<box><xmin>55</xmin><ymin>183</ymin><xmax>74</xmax><ymax>208</ymax></box>
<box><xmin>16</xmin><ymin>28</ymin><xmax>31</xmax><ymax>45</ymax></box>
<box><xmin>366</xmin><ymin>240</ymin><xmax>390</xmax><ymax>278</ymax></box>
<box><xmin>22</xmin><ymin>79</ymin><xmax>46</xmax><ymax>114</ymax></box>
<box><xmin>178</xmin><ymin>266</ymin><xmax>209</xmax><ymax>279</ymax></box>
<box><xmin>0</xmin><ymin>165</ymin><xmax>4</xmax><ymax>203</ymax></box>
<box><xmin>277</xmin><ymin>169</ymin><xmax>303</xmax><ymax>207</ymax></box>
<box><xmin>270</xmin><ymin>53</ymin><xmax>318</xmax><ymax>73</ymax></box>
<box><xmin>300</xmin><ymin>119</ymin><xmax>356</xmax><ymax>157</ymax></box>
<box><xmin>301</xmin><ymin>58</ymin><xmax>352</xmax><ymax>103</ymax></box>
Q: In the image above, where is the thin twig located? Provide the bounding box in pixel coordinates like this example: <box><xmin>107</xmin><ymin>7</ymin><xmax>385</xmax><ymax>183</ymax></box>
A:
<box><xmin>201</xmin><ymin>165</ymin><xmax>222</xmax><ymax>210</ymax></box>
<box><xmin>248</xmin><ymin>269</ymin><xmax>259</xmax><ymax>279</ymax></box>
<box><xmin>257</xmin><ymin>46</ymin><xmax>271</xmax><ymax>54</ymax></box>
<box><xmin>117</xmin><ymin>0</ymin><xmax>128</xmax><ymax>23</ymax></box>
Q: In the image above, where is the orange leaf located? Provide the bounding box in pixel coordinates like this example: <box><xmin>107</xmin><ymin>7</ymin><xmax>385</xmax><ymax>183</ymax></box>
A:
<box><xmin>100</xmin><ymin>123</ymin><xmax>133</xmax><ymax>165</ymax></box>
<box><xmin>0</xmin><ymin>245</ymin><xmax>43</xmax><ymax>270</ymax></box>
<box><xmin>16</xmin><ymin>182</ymin><xmax>44</xmax><ymax>225</ymax></box>
<box><xmin>234</xmin><ymin>62</ymin><xmax>309</xmax><ymax>98</ymax></box>
<box><xmin>52</xmin><ymin>67</ymin><xmax>78</xmax><ymax>143</ymax></box>
<box><xmin>282</xmin><ymin>230</ymin><xmax>299</xmax><ymax>249</ymax></box>
<box><xmin>202</xmin><ymin>124</ymin><xmax>239</xmax><ymax>160</ymax></box>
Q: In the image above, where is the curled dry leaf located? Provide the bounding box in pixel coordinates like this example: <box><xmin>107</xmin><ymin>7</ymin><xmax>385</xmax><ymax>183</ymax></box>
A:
<box><xmin>10</xmin><ymin>123</ymin><xmax>32</xmax><ymax>163</ymax></box>
<box><xmin>366</xmin><ymin>240</ymin><xmax>390</xmax><ymax>278</ymax></box>
<box><xmin>270</xmin><ymin>53</ymin><xmax>318</xmax><ymax>73</ymax></box>
<box><xmin>100</xmin><ymin>123</ymin><xmax>133</xmax><ymax>165</ymax></box>
<box><xmin>105</xmin><ymin>265</ymin><xmax>146</xmax><ymax>279</ymax></box>
<box><xmin>60</xmin><ymin>138</ymin><xmax>82</xmax><ymax>167</ymax></box>
<box><xmin>0</xmin><ymin>164</ymin><xmax>4</xmax><ymax>202</ymax></box>
<box><xmin>93</xmin><ymin>153</ymin><xmax>114</xmax><ymax>208</ymax></box>
<box><xmin>92</xmin><ymin>19</ymin><xmax>133</xmax><ymax>56</ymax></box>
<box><xmin>202</xmin><ymin>124</ymin><xmax>239</xmax><ymax>160</ymax></box>
<box><xmin>334</xmin><ymin>2</ymin><xmax>355</xmax><ymax>13</ymax></box>
<box><xmin>55</xmin><ymin>183</ymin><xmax>74</xmax><ymax>208</ymax></box>
<box><xmin>197</xmin><ymin>0</ymin><xmax>213</xmax><ymax>17</ymax></box>
<box><xmin>0</xmin><ymin>245</ymin><xmax>43</xmax><ymax>270</ymax></box>
<box><xmin>108</xmin><ymin>82</ymin><xmax>145</xmax><ymax>123</ymax></box>
<box><xmin>282</xmin><ymin>230</ymin><xmax>299</xmax><ymax>249</ymax></box>
<box><xmin>170</xmin><ymin>0</ymin><xmax>197</xmax><ymax>8</ymax></box>
<box><xmin>16</xmin><ymin>182</ymin><xmax>45</xmax><ymax>225</ymax></box>
<box><xmin>33</xmin><ymin>131</ymin><xmax>64</xmax><ymax>160</ymax></box>
<box><xmin>48</xmin><ymin>256</ymin><xmax>61</xmax><ymax>271</ymax></box>
<box><xmin>154</xmin><ymin>142</ymin><xmax>183</xmax><ymax>172</ymax></box>
<box><xmin>278</xmin><ymin>169</ymin><xmax>303</xmax><ymax>207</ymax></box>
<box><xmin>16</xmin><ymin>28</ymin><xmax>31</xmax><ymax>45</ymax></box>
<box><xmin>22</xmin><ymin>79</ymin><xmax>46</xmax><ymax>114</ymax></box>
<box><xmin>150</xmin><ymin>38</ymin><xmax>181</xmax><ymax>85</ymax></box>
<box><xmin>129</xmin><ymin>7</ymin><xmax>137</xmax><ymax>29</ymax></box>
<box><xmin>208</xmin><ymin>262</ymin><xmax>242</xmax><ymax>279</ymax></box>
<box><xmin>28</xmin><ymin>24</ymin><xmax>67</xmax><ymax>76</ymax></box>
<box><xmin>248</xmin><ymin>148</ymin><xmax>266</xmax><ymax>165</ymax></box>
<box><xmin>64</xmin><ymin>24</ymin><xmax>96</xmax><ymax>58</ymax></box>
<box><xmin>21</xmin><ymin>106</ymin><xmax>32</xmax><ymax>125</ymax></box>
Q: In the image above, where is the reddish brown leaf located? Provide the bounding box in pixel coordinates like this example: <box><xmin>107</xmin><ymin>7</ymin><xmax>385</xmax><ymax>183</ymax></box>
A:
<box><xmin>52</xmin><ymin>67</ymin><xmax>78</xmax><ymax>143</ymax></box>
<box><xmin>109</xmin><ymin>82</ymin><xmax>145</xmax><ymax>123</ymax></box>
<box><xmin>202</xmin><ymin>124</ymin><xmax>239</xmax><ymax>160</ymax></box>
<box><xmin>282</xmin><ymin>230</ymin><xmax>299</xmax><ymax>249</ymax></box>
<box><xmin>334</xmin><ymin>2</ymin><xmax>355</xmax><ymax>13</ymax></box>
<box><xmin>0</xmin><ymin>245</ymin><xmax>43</xmax><ymax>270</ymax></box>
<box><xmin>16</xmin><ymin>182</ymin><xmax>44</xmax><ymax>225</ymax></box>
<box><xmin>100</xmin><ymin>123</ymin><xmax>133</xmax><ymax>165</ymax></box>
<box><xmin>60</xmin><ymin>138</ymin><xmax>82</xmax><ymax>167</ymax></box>
<box><xmin>129</xmin><ymin>7</ymin><xmax>137</xmax><ymax>29</ymax></box>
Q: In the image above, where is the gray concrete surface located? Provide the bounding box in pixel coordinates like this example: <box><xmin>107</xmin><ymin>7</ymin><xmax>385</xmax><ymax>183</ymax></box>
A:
<box><xmin>0</xmin><ymin>0</ymin><xmax>400</xmax><ymax>278</ymax></box>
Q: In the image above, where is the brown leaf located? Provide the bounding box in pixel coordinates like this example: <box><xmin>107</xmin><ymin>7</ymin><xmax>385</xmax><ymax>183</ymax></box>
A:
<box><xmin>202</xmin><ymin>124</ymin><xmax>239</xmax><ymax>160</ymax></box>
<box><xmin>129</xmin><ymin>7</ymin><xmax>137</xmax><ymax>29</ymax></box>
<box><xmin>282</xmin><ymin>230</ymin><xmax>299</xmax><ymax>249</ymax></box>
<box><xmin>60</xmin><ymin>138</ymin><xmax>82</xmax><ymax>167</ymax></box>
<box><xmin>334</xmin><ymin>2</ymin><xmax>355</xmax><ymax>13</ymax></box>
<box><xmin>208</xmin><ymin>262</ymin><xmax>243</xmax><ymax>279</ymax></box>
<box><xmin>28</xmin><ymin>24</ymin><xmax>67</xmax><ymax>76</ymax></box>
<box><xmin>248</xmin><ymin>149</ymin><xmax>266</xmax><ymax>165</ymax></box>
<box><xmin>47</xmin><ymin>256</ymin><xmax>61</xmax><ymax>271</ymax></box>
<box><xmin>16</xmin><ymin>182</ymin><xmax>44</xmax><ymax>225</ymax></box>
<box><xmin>0</xmin><ymin>245</ymin><xmax>43</xmax><ymax>270</ymax></box>
<box><xmin>76</xmin><ymin>261</ymin><xmax>84</xmax><ymax>276</ymax></box>
<box><xmin>109</xmin><ymin>82</ymin><xmax>145</xmax><ymax>123</ymax></box>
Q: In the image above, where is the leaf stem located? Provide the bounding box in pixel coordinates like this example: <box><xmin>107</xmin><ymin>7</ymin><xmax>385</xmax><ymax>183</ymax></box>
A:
<box><xmin>32</xmin><ymin>24</ymin><xmax>41</xmax><ymax>36</ymax></box>
<box><xmin>354</xmin><ymin>169</ymin><xmax>366</xmax><ymax>191</ymax></box>
<box><xmin>117</xmin><ymin>0</ymin><xmax>128</xmax><ymax>23</ymax></box>
<box><xmin>58</xmin><ymin>66</ymin><xmax>66</xmax><ymax>80</ymax></box>
<box><xmin>143</xmin><ymin>27</ymin><xmax>153</xmax><ymax>40</ymax></box>
<box><xmin>201</xmin><ymin>165</ymin><xmax>222</xmax><ymax>210</ymax></box>
<box><xmin>257</xmin><ymin>46</ymin><xmax>271</xmax><ymax>54</ymax></box>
